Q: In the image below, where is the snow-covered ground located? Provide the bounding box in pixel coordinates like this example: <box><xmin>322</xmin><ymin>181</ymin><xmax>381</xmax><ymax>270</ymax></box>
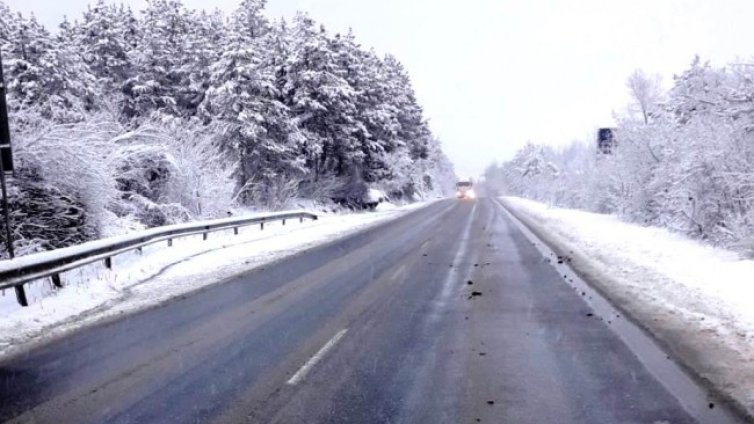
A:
<box><xmin>502</xmin><ymin>196</ymin><xmax>754</xmax><ymax>416</ymax></box>
<box><xmin>0</xmin><ymin>202</ymin><xmax>431</xmax><ymax>359</ymax></box>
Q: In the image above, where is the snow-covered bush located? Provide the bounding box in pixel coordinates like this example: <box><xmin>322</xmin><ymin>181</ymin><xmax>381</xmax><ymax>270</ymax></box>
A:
<box><xmin>110</xmin><ymin>120</ymin><xmax>236</xmax><ymax>226</ymax></box>
<box><xmin>159</xmin><ymin>123</ymin><xmax>236</xmax><ymax>220</ymax></box>
<box><xmin>12</xmin><ymin>118</ymin><xmax>120</xmax><ymax>232</ymax></box>
<box><xmin>115</xmin><ymin>144</ymin><xmax>178</xmax><ymax>202</ymax></box>
<box><xmin>297</xmin><ymin>175</ymin><xmax>344</xmax><ymax>204</ymax></box>
<box><xmin>235</xmin><ymin>175</ymin><xmax>303</xmax><ymax>212</ymax></box>
<box><xmin>2</xmin><ymin>168</ymin><xmax>95</xmax><ymax>259</ymax></box>
<box><xmin>112</xmin><ymin>143</ymin><xmax>189</xmax><ymax>227</ymax></box>
<box><xmin>0</xmin><ymin>114</ymin><xmax>236</xmax><ymax>255</ymax></box>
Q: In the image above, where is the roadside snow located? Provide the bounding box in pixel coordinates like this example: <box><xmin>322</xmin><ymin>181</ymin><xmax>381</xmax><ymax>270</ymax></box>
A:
<box><xmin>0</xmin><ymin>202</ymin><xmax>431</xmax><ymax>359</ymax></box>
<box><xmin>502</xmin><ymin>196</ymin><xmax>754</xmax><ymax>416</ymax></box>
<box><xmin>365</xmin><ymin>188</ymin><xmax>387</xmax><ymax>203</ymax></box>
<box><xmin>375</xmin><ymin>202</ymin><xmax>398</xmax><ymax>212</ymax></box>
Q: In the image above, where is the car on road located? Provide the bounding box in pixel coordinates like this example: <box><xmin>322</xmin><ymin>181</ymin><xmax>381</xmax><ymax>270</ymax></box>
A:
<box><xmin>455</xmin><ymin>180</ymin><xmax>476</xmax><ymax>200</ymax></box>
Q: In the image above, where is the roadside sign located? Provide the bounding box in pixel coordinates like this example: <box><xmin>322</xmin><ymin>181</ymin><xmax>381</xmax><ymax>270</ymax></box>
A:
<box><xmin>0</xmin><ymin>49</ymin><xmax>13</xmax><ymax>172</ymax></box>
<box><xmin>597</xmin><ymin>127</ymin><xmax>616</xmax><ymax>155</ymax></box>
<box><xmin>0</xmin><ymin>145</ymin><xmax>11</xmax><ymax>173</ymax></box>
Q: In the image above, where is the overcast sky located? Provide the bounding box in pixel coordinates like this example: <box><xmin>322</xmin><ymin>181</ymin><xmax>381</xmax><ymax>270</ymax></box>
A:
<box><xmin>7</xmin><ymin>0</ymin><xmax>754</xmax><ymax>178</ymax></box>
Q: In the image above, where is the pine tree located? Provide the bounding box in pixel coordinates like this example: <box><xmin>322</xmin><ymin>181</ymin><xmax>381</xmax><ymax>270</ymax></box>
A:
<box><xmin>72</xmin><ymin>1</ymin><xmax>134</xmax><ymax>93</ymax></box>
<box><xmin>202</xmin><ymin>1</ymin><xmax>304</xmax><ymax>205</ymax></box>
<box><xmin>3</xmin><ymin>12</ymin><xmax>97</xmax><ymax>122</ymax></box>
<box><xmin>175</xmin><ymin>8</ymin><xmax>225</xmax><ymax>119</ymax></box>
<box><xmin>122</xmin><ymin>0</ymin><xmax>191</xmax><ymax>119</ymax></box>
<box><xmin>285</xmin><ymin>14</ymin><xmax>359</xmax><ymax>178</ymax></box>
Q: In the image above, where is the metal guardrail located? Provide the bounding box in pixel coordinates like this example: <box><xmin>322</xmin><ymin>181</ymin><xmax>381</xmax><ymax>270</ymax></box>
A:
<box><xmin>0</xmin><ymin>211</ymin><xmax>318</xmax><ymax>307</ymax></box>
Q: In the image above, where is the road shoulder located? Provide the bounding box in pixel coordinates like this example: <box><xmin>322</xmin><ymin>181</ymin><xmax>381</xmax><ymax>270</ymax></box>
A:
<box><xmin>499</xmin><ymin>197</ymin><xmax>754</xmax><ymax>421</ymax></box>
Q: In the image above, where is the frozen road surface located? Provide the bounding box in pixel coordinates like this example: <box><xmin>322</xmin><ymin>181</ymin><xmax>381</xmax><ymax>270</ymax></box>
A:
<box><xmin>0</xmin><ymin>199</ymin><xmax>747</xmax><ymax>423</ymax></box>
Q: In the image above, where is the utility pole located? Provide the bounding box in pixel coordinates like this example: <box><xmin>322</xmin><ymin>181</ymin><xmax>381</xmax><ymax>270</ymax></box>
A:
<box><xmin>0</xmin><ymin>49</ymin><xmax>24</xmax><ymax>305</ymax></box>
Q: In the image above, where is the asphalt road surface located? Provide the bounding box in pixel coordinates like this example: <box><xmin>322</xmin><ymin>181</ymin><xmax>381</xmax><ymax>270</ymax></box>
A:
<box><xmin>0</xmin><ymin>199</ymin><xmax>743</xmax><ymax>423</ymax></box>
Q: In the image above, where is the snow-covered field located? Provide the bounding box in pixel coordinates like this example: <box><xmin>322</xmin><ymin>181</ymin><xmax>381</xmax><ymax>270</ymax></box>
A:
<box><xmin>0</xmin><ymin>202</ymin><xmax>431</xmax><ymax>359</ymax></box>
<box><xmin>502</xmin><ymin>196</ymin><xmax>754</xmax><ymax>416</ymax></box>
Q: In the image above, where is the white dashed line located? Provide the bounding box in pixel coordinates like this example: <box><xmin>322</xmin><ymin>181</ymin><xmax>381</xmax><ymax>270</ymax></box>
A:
<box><xmin>286</xmin><ymin>329</ymin><xmax>348</xmax><ymax>385</ymax></box>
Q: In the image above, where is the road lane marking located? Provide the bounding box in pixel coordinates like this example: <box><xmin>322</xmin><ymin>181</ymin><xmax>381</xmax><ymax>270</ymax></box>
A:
<box><xmin>442</xmin><ymin>202</ymin><xmax>476</xmax><ymax>298</ymax></box>
<box><xmin>390</xmin><ymin>264</ymin><xmax>407</xmax><ymax>281</ymax></box>
<box><xmin>428</xmin><ymin>202</ymin><xmax>477</xmax><ymax>324</ymax></box>
<box><xmin>286</xmin><ymin>329</ymin><xmax>348</xmax><ymax>385</ymax></box>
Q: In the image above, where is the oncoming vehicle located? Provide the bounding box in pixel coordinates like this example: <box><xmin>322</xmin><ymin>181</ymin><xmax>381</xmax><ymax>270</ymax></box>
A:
<box><xmin>455</xmin><ymin>180</ymin><xmax>476</xmax><ymax>200</ymax></box>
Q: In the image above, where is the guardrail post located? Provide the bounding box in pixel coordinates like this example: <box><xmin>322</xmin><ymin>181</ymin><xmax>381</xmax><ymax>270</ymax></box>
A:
<box><xmin>260</xmin><ymin>222</ymin><xmax>264</xmax><ymax>230</ymax></box>
<box><xmin>203</xmin><ymin>232</ymin><xmax>208</xmax><ymax>241</ymax></box>
<box><xmin>136</xmin><ymin>247</ymin><xmax>142</xmax><ymax>255</ymax></box>
<box><xmin>282</xmin><ymin>219</ymin><xmax>286</xmax><ymax>226</ymax></box>
<box><xmin>51</xmin><ymin>273</ymin><xmax>63</xmax><ymax>288</ymax></box>
<box><xmin>14</xmin><ymin>286</ymin><xmax>28</xmax><ymax>307</ymax></box>
<box><xmin>300</xmin><ymin>217</ymin><xmax>303</xmax><ymax>223</ymax></box>
<box><xmin>104</xmin><ymin>257</ymin><xmax>112</xmax><ymax>269</ymax></box>
<box><xmin>234</xmin><ymin>227</ymin><xmax>239</xmax><ymax>235</ymax></box>
<box><xmin>167</xmin><ymin>239</ymin><xmax>172</xmax><ymax>247</ymax></box>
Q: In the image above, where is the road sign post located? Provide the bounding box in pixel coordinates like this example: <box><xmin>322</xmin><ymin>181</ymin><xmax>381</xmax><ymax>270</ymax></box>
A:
<box><xmin>0</xmin><ymin>53</ymin><xmax>14</xmax><ymax>249</ymax></box>
<box><xmin>0</xmin><ymin>48</ymin><xmax>15</xmax><ymax>258</ymax></box>
<box><xmin>0</xmin><ymin>152</ymin><xmax>13</xmax><ymax>260</ymax></box>
<box><xmin>0</xmin><ymin>50</ymin><xmax>24</xmax><ymax>304</ymax></box>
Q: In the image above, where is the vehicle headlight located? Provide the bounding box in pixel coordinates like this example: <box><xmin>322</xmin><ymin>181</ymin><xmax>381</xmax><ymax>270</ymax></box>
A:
<box><xmin>467</xmin><ymin>189</ymin><xmax>476</xmax><ymax>199</ymax></box>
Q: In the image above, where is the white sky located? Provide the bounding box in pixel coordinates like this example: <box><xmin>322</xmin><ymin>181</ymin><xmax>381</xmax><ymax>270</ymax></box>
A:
<box><xmin>7</xmin><ymin>0</ymin><xmax>754</xmax><ymax>177</ymax></box>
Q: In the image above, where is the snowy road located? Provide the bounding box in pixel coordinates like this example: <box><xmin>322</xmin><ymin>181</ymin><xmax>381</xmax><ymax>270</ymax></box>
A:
<box><xmin>0</xmin><ymin>199</ymin><xmax>745</xmax><ymax>423</ymax></box>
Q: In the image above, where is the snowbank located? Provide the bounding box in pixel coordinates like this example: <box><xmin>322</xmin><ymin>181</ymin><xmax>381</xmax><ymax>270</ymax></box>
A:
<box><xmin>374</xmin><ymin>202</ymin><xmax>398</xmax><ymax>212</ymax></box>
<box><xmin>365</xmin><ymin>188</ymin><xmax>388</xmax><ymax>203</ymax></box>
<box><xmin>0</xmin><ymin>202</ymin><xmax>432</xmax><ymax>359</ymax></box>
<box><xmin>501</xmin><ymin>197</ymin><xmax>754</xmax><ymax>417</ymax></box>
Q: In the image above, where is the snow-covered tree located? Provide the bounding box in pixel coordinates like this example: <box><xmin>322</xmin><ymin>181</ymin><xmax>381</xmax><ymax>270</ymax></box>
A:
<box><xmin>2</xmin><ymin>12</ymin><xmax>97</xmax><ymax>123</ymax></box>
<box><xmin>626</xmin><ymin>69</ymin><xmax>662</xmax><ymax>124</ymax></box>
<box><xmin>285</xmin><ymin>14</ymin><xmax>361</xmax><ymax>178</ymax></box>
<box><xmin>72</xmin><ymin>1</ymin><xmax>136</xmax><ymax>93</ymax></box>
<box><xmin>122</xmin><ymin>0</ymin><xmax>192</xmax><ymax>119</ymax></box>
<box><xmin>0</xmin><ymin>0</ymin><xmax>455</xmax><ymax>257</ymax></box>
<box><xmin>494</xmin><ymin>57</ymin><xmax>754</xmax><ymax>251</ymax></box>
<box><xmin>201</xmin><ymin>3</ymin><xmax>305</xmax><ymax>205</ymax></box>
